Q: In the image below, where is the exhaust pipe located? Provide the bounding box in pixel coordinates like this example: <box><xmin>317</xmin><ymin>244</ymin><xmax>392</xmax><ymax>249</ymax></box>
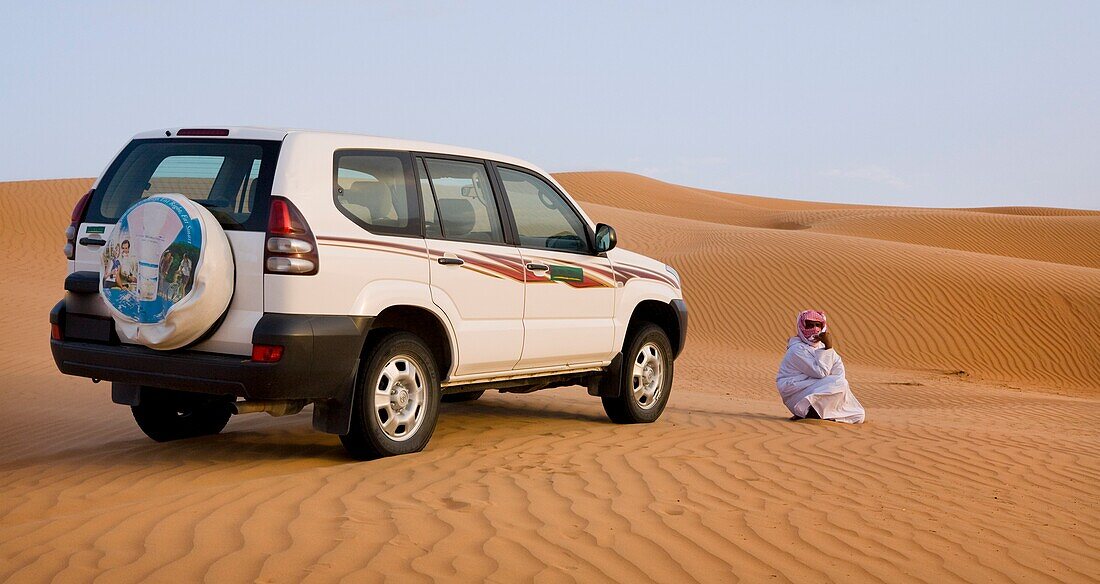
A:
<box><xmin>232</xmin><ymin>399</ymin><xmax>308</xmax><ymax>417</ymax></box>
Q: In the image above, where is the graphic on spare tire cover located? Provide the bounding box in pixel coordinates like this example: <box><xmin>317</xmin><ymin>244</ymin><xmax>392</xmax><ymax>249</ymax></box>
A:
<box><xmin>98</xmin><ymin>193</ymin><xmax>233</xmax><ymax>351</ymax></box>
<box><xmin>100</xmin><ymin>196</ymin><xmax>202</xmax><ymax>323</ymax></box>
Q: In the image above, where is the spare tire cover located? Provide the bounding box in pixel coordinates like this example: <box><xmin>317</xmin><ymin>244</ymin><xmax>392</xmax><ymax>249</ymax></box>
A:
<box><xmin>99</xmin><ymin>194</ymin><xmax>234</xmax><ymax>350</ymax></box>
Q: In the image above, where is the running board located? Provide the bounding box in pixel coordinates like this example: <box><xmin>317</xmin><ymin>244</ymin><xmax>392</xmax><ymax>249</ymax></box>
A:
<box><xmin>441</xmin><ymin>366</ymin><xmax>605</xmax><ymax>394</ymax></box>
<box><xmin>442</xmin><ymin>366</ymin><xmax>604</xmax><ymax>388</ymax></box>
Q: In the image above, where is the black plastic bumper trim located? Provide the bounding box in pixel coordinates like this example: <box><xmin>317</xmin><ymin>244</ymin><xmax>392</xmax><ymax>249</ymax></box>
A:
<box><xmin>65</xmin><ymin>271</ymin><xmax>100</xmax><ymax>294</ymax></box>
<box><xmin>671</xmin><ymin>299</ymin><xmax>688</xmax><ymax>358</ymax></box>
<box><xmin>50</xmin><ymin>303</ymin><xmax>372</xmax><ymax>400</ymax></box>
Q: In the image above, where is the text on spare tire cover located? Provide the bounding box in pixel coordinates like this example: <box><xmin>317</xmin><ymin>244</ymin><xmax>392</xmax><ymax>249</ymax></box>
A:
<box><xmin>100</xmin><ymin>196</ymin><xmax>203</xmax><ymax>323</ymax></box>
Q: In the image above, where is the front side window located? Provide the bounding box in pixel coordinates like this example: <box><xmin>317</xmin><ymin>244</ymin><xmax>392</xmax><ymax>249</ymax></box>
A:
<box><xmin>497</xmin><ymin>167</ymin><xmax>589</xmax><ymax>253</ymax></box>
<box><xmin>334</xmin><ymin>151</ymin><xmax>419</xmax><ymax>236</ymax></box>
<box><xmin>423</xmin><ymin>158</ymin><xmax>505</xmax><ymax>244</ymax></box>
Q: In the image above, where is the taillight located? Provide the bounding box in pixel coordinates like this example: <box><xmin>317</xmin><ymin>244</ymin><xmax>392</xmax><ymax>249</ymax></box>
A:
<box><xmin>64</xmin><ymin>189</ymin><xmax>94</xmax><ymax>260</ymax></box>
<box><xmin>251</xmin><ymin>344</ymin><xmax>284</xmax><ymax>362</ymax></box>
<box><xmin>264</xmin><ymin>197</ymin><xmax>319</xmax><ymax>275</ymax></box>
<box><xmin>51</xmin><ymin>323</ymin><xmax>63</xmax><ymax>341</ymax></box>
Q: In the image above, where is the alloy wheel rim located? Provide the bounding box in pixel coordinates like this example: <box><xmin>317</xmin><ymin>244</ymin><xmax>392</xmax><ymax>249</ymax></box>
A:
<box><xmin>632</xmin><ymin>342</ymin><xmax>663</xmax><ymax>410</ymax></box>
<box><xmin>373</xmin><ymin>354</ymin><xmax>427</xmax><ymax>441</ymax></box>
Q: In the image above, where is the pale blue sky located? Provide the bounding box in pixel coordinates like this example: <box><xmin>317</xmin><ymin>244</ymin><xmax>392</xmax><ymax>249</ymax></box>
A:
<box><xmin>2</xmin><ymin>1</ymin><xmax>1097</xmax><ymax>209</ymax></box>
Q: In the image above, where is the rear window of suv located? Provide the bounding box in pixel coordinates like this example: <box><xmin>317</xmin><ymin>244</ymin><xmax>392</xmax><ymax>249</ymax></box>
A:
<box><xmin>86</xmin><ymin>138</ymin><xmax>281</xmax><ymax>231</ymax></box>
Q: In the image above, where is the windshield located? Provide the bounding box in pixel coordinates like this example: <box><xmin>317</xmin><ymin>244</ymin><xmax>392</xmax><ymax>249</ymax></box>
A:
<box><xmin>87</xmin><ymin>138</ymin><xmax>281</xmax><ymax>231</ymax></box>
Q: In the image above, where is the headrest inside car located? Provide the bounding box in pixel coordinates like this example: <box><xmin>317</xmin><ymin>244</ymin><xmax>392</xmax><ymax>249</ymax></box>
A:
<box><xmin>439</xmin><ymin>198</ymin><xmax>475</xmax><ymax>237</ymax></box>
<box><xmin>347</xmin><ymin>180</ymin><xmax>395</xmax><ymax>221</ymax></box>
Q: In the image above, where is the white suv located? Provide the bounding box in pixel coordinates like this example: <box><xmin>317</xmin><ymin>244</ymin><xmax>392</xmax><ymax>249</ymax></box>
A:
<box><xmin>51</xmin><ymin>127</ymin><xmax>688</xmax><ymax>459</ymax></box>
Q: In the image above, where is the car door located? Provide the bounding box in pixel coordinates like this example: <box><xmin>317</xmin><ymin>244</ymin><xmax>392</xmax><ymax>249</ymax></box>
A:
<box><xmin>494</xmin><ymin>164</ymin><xmax>616</xmax><ymax>369</ymax></box>
<box><xmin>418</xmin><ymin>156</ymin><xmax>526</xmax><ymax>376</ymax></box>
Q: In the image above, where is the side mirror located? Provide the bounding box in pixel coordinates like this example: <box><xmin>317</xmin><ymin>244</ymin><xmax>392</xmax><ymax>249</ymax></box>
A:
<box><xmin>595</xmin><ymin>223</ymin><xmax>617</xmax><ymax>253</ymax></box>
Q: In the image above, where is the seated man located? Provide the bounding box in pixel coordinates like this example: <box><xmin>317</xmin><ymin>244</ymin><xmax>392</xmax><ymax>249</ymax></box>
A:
<box><xmin>776</xmin><ymin>310</ymin><xmax>865</xmax><ymax>424</ymax></box>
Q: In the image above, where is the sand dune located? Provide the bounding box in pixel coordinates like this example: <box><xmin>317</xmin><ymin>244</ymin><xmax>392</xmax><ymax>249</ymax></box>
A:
<box><xmin>1</xmin><ymin>176</ymin><xmax>1097</xmax><ymax>583</ymax></box>
<box><xmin>559</xmin><ymin>171</ymin><xmax>1100</xmax><ymax>269</ymax></box>
<box><xmin>571</xmin><ymin>202</ymin><xmax>1100</xmax><ymax>394</ymax></box>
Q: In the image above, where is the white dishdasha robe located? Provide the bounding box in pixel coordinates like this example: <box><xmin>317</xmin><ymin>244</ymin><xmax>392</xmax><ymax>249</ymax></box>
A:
<box><xmin>776</xmin><ymin>337</ymin><xmax>865</xmax><ymax>424</ymax></box>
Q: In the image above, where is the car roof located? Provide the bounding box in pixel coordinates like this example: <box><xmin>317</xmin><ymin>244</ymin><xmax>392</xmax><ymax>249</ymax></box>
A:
<box><xmin>131</xmin><ymin>126</ymin><xmax>547</xmax><ymax>173</ymax></box>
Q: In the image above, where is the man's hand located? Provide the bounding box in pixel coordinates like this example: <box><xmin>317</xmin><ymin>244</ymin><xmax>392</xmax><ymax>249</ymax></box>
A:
<box><xmin>818</xmin><ymin>331</ymin><xmax>833</xmax><ymax>350</ymax></box>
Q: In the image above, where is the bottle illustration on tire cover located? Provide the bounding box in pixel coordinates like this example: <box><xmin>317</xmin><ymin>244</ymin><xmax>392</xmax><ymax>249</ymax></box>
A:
<box><xmin>100</xmin><ymin>196</ymin><xmax>202</xmax><ymax>324</ymax></box>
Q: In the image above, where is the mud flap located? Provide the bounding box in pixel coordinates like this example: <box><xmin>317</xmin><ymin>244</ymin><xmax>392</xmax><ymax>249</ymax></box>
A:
<box><xmin>312</xmin><ymin>358</ymin><xmax>360</xmax><ymax>434</ymax></box>
<box><xmin>588</xmin><ymin>352</ymin><xmax>623</xmax><ymax>398</ymax></box>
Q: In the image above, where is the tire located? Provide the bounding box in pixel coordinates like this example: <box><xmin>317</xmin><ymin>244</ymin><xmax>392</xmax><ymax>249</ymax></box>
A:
<box><xmin>132</xmin><ymin>388</ymin><xmax>233</xmax><ymax>442</ymax></box>
<box><xmin>340</xmin><ymin>332</ymin><xmax>441</xmax><ymax>460</ymax></box>
<box><xmin>602</xmin><ymin>323</ymin><xmax>674</xmax><ymax>424</ymax></box>
<box><xmin>441</xmin><ymin>390</ymin><xmax>484</xmax><ymax>403</ymax></box>
<box><xmin>99</xmin><ymin>195</ymin><xmax>235</xmax><ymax>350</ymax></box>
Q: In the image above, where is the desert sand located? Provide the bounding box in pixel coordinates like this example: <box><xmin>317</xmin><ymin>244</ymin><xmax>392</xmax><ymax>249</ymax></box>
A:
<box><xmin>1</xmin><ymin>174</ymin><xmax>1098</xmax><ymax>583</ymax></box>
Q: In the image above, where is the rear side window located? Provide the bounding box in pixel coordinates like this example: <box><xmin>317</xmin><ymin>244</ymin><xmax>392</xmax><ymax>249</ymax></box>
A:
<box><xmin>87</xmin><ymin>139</ymin><xmax>280</xmax><ymax>231</ymax></box>
<box><xmin>334</xmin><ymin>151</ymin><xmax>420</xmax><ymax>237</ymax></box>
<box><xmin>418</xmin><ymin>158</ymin><xmax>442</xmax><ymax>239</ymax></box>
<box><xmin>422</xmin><ymin>158</ymin><xmax>505</xmax><ymax>244</ymax></box>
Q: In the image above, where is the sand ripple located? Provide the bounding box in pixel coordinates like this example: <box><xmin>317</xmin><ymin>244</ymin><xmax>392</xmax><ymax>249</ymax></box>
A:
<box><xmin>0</xmin><ymin>176</ymin><xmax>1097</xmax><ymax>582</ymax></box>
<box><xmin>2</xmin><ymin>390</ymin><xmax>1098</xmax><ymax>583</ymax></box>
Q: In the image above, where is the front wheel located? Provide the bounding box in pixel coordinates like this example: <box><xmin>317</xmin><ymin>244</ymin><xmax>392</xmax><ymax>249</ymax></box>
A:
<box><xmin>602</xmin><ymin>323</ymin><xmax>674</xmax><ymax>423</ymax></box>
<box><xmin>131</xmin><ymin>388</ymin><xmax>233</xmax><ymax>442</ymax></box>
<box><xmin>340</xmin><ymin>332</ymin><xmax>441</xmax><ymax>460</ymax></box>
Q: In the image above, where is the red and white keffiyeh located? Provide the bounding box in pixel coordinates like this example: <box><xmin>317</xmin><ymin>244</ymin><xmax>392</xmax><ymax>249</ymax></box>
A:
<box><xmin>796</xmin><ymin>310</ymin><xmax>827</xmax><ymax>345</ymax></box>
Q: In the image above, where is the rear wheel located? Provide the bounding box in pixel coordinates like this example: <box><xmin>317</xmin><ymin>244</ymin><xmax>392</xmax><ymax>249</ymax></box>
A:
<box><xmin>602</xmin><ymin>323</ymin><xmax>673</xmax><ymax>423</ymax></box>
<box><xmin>131</xmin><ymin>388</ymin><xmax>233</xmax><ymax>442</ymax></box>
<box><xmin>340</xmin><ymin>332</ymin><xmax>441</xmax><ymax>460</ymax></box>
<box><xmin>441</xmin><ymin>390</ymin><xmax>484</xmax><ymax>403</ymax></box>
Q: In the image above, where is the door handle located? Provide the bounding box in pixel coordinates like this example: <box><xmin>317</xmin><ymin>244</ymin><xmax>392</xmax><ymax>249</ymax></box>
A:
<box><xmin>438</xmin><ymin>257</ymin><xmax>465</xmax><ymax>266</ymax></box>
<box><xmin>526</xmin><ymin>263</ymin><xmax>549</xmax><ymax>272</ymax></box>
<box><xmin>79</xmin><ymin>237</ymin><xmax>106</xmax><ymax>247</ymax></box>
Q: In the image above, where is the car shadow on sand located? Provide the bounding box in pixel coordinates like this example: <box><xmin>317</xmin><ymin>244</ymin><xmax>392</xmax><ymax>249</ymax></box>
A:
<box><xmin>1</xmin><ymin>396</ymin><xmax>622</xmax><ymax>470</ymax></box>
<box><xmin>438</xmin><ymin>396</ymin><xmax>609</xmax><ymax>424</ymax></box>
<box><xmin>4</xmin><ymin>391</ymin><xmax>805</xmax><ymax>470</ymax></box>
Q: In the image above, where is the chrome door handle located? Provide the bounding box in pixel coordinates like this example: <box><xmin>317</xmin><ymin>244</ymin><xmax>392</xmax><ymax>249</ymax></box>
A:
<box><xmin>526</xmin><ymin>263</ymin><xmax>549</xmax><ymax>272</ymax></box>
<box><xmin>79</xmin><ymin>237</ymin><xmax>106</xmax><ymax>247</ymax></box>
<box><xmin>438</xmin><ymin>257</ymin><xmax>465</xmax><ymax>266</ymax></box>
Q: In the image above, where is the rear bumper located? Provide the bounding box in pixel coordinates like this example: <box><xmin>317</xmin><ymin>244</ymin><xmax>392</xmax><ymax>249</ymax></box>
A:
<box><xmin>50</xmin><ymin>302</ymin><xmax>371</xmax><ymax>400</ymax></box>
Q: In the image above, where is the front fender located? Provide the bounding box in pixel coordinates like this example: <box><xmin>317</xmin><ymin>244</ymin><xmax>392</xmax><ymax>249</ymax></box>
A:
<box><xmin>613</xmin><ymin>277</ymin><xmax>680</xmax><ymax>352</ymax></box>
